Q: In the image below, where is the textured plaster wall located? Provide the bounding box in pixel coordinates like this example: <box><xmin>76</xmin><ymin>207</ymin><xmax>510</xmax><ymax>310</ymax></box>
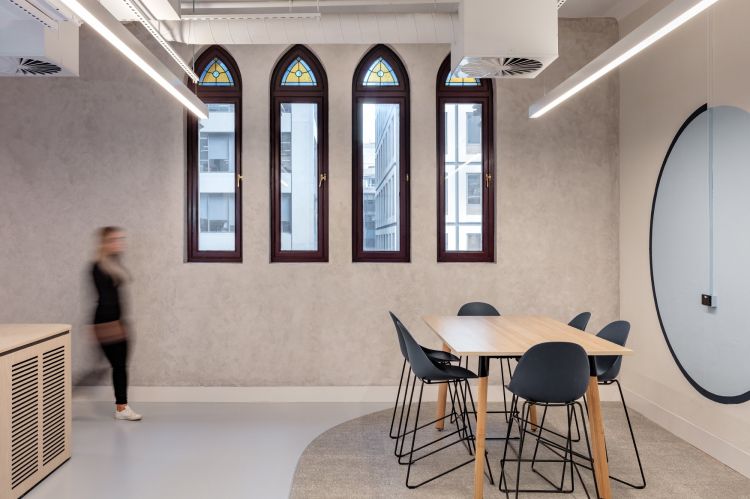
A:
<box><xmin>0</xmin><ymin>18</ymin><xmax>619</xmax><ymax>386</ymax></box>
<box><xmin>619</xmin><ymin>0</ymin><xmax>750</xmax><ymax>475</ymax></box>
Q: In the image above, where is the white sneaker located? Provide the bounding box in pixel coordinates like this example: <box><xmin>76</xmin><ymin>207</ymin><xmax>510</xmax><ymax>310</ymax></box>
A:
<box><xmin>114</xmin><ymin>405</ymin><xmax>142</xmax><ymax>421</ymax></box>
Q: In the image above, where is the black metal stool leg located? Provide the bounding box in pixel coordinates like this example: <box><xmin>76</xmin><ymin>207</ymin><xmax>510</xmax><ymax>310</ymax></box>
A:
<box><xmin>612</xmin><ymin>379</ymin><xmax>646</xmax><ymax>489</ymax></box>
<box><xmin>405</xmin><ymin>381</ymin><xmax>425</xmax><ymax>488</ymax></box>
<box><xmin>498</xmin><ymin>395</ymin><xmax>519</xmax><ymax>499</ymax></box>
<box><xmin>514</xmin><ymin>402</ymin><xmax>530</xmax><ymax>499</ymax></box>
<box><xmin>396</xmin><ymin>375</ymin><xmax>417</xmax><ymax>459</ymax></box>
<box><xmin>389</xmin><ymin>359</ymin><xmax>407</xmax><ymax>439</ymax></box>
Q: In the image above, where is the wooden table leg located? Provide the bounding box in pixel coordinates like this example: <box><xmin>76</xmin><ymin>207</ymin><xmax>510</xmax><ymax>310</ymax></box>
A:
<box><xmin>473</xmin><ymin>375</ymin><xmax>488</xmax><ymax>498</ymax></box>
<box><xmin>529</xmin><ymin>404</ymin><xmax>538</xmax><ymax>432</ymax></box>
<box><xmin>586</xmin><ymin>376</ymin><xmax>612</xmax><ymax>499</ymax></box>
<box><xmin>434</xmin><ymin>342</ymin><xmax>451</xmax><ymax>430</ymax></box>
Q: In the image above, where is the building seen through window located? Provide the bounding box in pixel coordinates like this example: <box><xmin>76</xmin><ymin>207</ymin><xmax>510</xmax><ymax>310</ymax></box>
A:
<box><xmin>197</xmin><ymin>103</ymin><xmax>237</xmax><ymax>251</ymax></box>
<box><xmin>362</xmin><ymin>103</ymin><xmax>400</xmax><ymax>251</ymax></box>
<box><xmin>444</xmin><ymin>103</ymin><xmax>483</xmax><ymax>251</ymax></box>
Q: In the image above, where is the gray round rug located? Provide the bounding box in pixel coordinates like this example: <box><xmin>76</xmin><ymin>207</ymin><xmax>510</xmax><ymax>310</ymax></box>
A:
<box><xmin>290</xmin><ymin>402</ymin><xmax>750</xmax><ymax>498</ymax></box>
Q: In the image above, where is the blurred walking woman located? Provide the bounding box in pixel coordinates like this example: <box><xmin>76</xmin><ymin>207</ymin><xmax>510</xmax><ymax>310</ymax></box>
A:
<box><xmin>92</xmin><ymin>227</ymin><xmax>142</xmax><ymax>421</ymax></box>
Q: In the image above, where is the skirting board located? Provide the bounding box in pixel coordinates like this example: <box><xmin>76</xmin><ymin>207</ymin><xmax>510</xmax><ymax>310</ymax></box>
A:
<box><xmin>623</xmin><ymin>387</ymin><xmax>750</xmax><ymax>479</ymax></box>
<box><xmin>74</xmin><ymin>383</ymin><xmax>621</xmax><ymax>404</ymax></box>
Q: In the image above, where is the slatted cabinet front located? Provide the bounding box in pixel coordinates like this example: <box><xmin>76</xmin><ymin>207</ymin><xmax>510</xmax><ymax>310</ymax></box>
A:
<box><xmin>1</xmin><ymin>333</ymin><xmax>71</xmax><ymax>499</ymax></box>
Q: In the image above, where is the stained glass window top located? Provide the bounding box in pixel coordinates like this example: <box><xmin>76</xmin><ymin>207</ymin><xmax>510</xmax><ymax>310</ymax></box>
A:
<box><xmin>281</xmin><ymin>57</ymin><xmax>317</xmax><ymax>86</ymax></box>
<box><xmin>199</xmin><ymin>58</ymin><xmax>234</xmax><ymax>86</ymax></box>
<box><xmin>363</xmin><ymin>57</ymin><xmax>398</xmax><ymax>86</ymax></box>
<box><xmin>445</xmin><ymin>72</ymin><xmax>479</xmax><ymax>87</ymax></box>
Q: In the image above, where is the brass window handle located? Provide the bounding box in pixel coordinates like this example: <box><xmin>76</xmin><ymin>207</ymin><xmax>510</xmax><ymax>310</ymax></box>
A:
<box><xmin>237</xmin><ymin>174</ymin><xmax>243</xmax><ymax>188</ymax></box>
<box><xmin>485</xmin><ymin>173</ymin><xmax>492</xmax><ymax>188</ymax></box>
<box><xmin>319</xmin><ymin>172</ymin><xmax>327</xmax><ymax>188</ymax></box>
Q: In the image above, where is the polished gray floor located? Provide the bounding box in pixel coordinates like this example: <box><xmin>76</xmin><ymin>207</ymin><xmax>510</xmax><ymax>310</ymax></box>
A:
<box><xmin>27</xmin><ymin>401</ymin><xmax>389</xmax><ymax>499</ymax></box>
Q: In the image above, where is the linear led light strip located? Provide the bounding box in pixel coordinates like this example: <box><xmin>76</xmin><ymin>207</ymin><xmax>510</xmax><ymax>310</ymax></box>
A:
<box><xmin>121</xmin><ymin>0</ymin><xmax>199</xmax><ymax>82</ymax></box>
<box><xmin>530</xmin><ymin>0</ymin><xmax>720</xmax><ymax>118</ymax></box>
<box><xmin>56</xmin><ymin>0</ymin><xmax>208</xmax><ymax>119</ymax></box>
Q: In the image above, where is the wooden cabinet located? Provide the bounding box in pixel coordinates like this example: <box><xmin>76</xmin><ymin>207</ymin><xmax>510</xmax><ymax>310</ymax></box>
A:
<box><xmin>0</xmin><ymin>325</ymin><xmax>71</xmax><ymax>499</ymax></box>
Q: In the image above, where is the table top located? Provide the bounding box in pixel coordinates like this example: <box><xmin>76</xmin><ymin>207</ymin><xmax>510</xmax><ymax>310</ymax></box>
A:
<box><xmin>0</xmin><ymin>324</ymin><xmax>71</xmax><ymax>355</ymax></box>
<box><xmin>422</xmin><ymin>315</ymin><xmax>632</xmax><ymax>357</ymax></box>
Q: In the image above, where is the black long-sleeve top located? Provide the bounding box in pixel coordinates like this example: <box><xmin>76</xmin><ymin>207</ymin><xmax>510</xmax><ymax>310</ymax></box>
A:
<box><xmin>92</xmin><ymin>262</ymin><xmax>123</xmax><ymax>324</ymax></box>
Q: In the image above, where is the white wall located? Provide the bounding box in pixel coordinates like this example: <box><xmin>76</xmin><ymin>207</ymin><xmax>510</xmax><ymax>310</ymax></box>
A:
<box><xmin>619</xmin><ymin>0</ymin><xmax>750</xmax><ymax>478</ymax></box>
<box><xmin>0</xmin><ymin>20</ymin><xmax>619</xmax><ymax>389</ymax></box>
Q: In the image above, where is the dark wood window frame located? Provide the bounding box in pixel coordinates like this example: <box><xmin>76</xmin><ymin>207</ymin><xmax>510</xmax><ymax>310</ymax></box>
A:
<box><xmin>352</xmin><ymin>44</ymin><xmax>411</xmax><ymax>263</ymax></box>
<box><xmin>186</xmin><ymin>45</ymin><xmax>243</xmax><ymax>262</ymax></box>
<box><xmin>270</xmin><ymin>45</ymin><xmax>329</xmax><ymax>263</ymax></box>
<box><xmin>436</xmin><ymin>55</ymin><xmax>495</xmax><ymax>263</ymax></box>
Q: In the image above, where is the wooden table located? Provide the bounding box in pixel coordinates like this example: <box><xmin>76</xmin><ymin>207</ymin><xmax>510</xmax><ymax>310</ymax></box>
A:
<box><xmin>423</xmin><ymin>315</ymin><xmax>632</xmax><ymax>499</ymax></box>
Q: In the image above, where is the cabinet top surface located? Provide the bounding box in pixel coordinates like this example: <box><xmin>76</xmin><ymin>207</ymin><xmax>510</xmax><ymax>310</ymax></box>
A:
<box><xmin>0</xmin><ymin>324</ymin><xmax>71</xmax><ymax>354</ymax></box>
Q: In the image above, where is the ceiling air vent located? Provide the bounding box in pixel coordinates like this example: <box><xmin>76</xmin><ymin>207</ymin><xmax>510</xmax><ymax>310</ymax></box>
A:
<box><xmin>458</xmin><ymin>57</ymin><xmax>545</xmax><ymax>78</ymax></box>
<box><xmin>0</xmin><ymin>57</ymin><xmax>62</xmax><ymax>76</ymax></box>
<box><xmin>452</xmin><ymin>0</ymin><xmax>559</xmax><ymax>79</ymax></box>
<box><xmin>0</xmin><ymin>0</ymin><xmax>78</xmax><ymax>77</ymax></box>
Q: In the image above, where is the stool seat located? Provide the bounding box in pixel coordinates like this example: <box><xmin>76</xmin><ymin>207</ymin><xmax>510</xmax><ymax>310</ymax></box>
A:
<box><xmin>423</xmin><ymin>347</ymin><xmax>459</xmax><ymax>363</ymax></box>
<box><xmin>426</xmin><ymin>363</ymin><xmax>477</xmax><ymax>382</ymax></box>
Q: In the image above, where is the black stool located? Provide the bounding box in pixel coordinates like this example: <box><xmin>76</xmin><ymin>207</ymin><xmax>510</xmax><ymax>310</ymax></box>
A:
<box><xmin>591</xmin><ymin>321</ymin><xmax>646</xmax><ymax>489</ymax></box>
<box><xmin>396</xmin><ymin>318</ymin><xmax>493</xmax><ymax>488</ymax></box>
<box><xmin>537</xmin><ymin>312</ymin><xmax>592</xmax><ymax>444</ymax></box>
<box><xmin>499</xmin><ymin>342</ymin><xmax>599</xmax><ymax>498</ymax></box>
<box><xmin>568</xmin><ymin>312</ymin><xmax>591</xmax><ymax>332</ymax></box>
<box><xmin>388</xmin><ymin>312</ymin><xmax>458</xmax><ymax>440</ymax></box>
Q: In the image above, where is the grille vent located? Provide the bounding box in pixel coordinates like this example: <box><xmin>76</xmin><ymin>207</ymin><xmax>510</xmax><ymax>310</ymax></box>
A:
<box><xmin>454</xmin><ymin>57</ymin><xmax>545</xmax><ymax>79</ymax></box>
<box><xmin>11</xmin><ymin>356</ymin><xmax>39</xmax><ymax>489</ymax></box>
<box><xmin>0</xmin><ymin>57</ymin><xmax>63</xmax><ymax>76</ymax></box>
<box><xmin>42</xmin><ymin>346</ymin><xmax>66</xmax><ymax>465</ymax></box>
<box><xmin>499</xmin><ymin>57</ymin><xmax>543</xmax><ymax>77</ymax></box>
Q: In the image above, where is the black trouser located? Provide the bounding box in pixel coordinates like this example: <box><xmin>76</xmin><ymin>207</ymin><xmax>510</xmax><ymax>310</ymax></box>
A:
<box><xmin>101</xmin><ymin>340</ymin><xmax>128</xmax><ymax>405</ymax></box>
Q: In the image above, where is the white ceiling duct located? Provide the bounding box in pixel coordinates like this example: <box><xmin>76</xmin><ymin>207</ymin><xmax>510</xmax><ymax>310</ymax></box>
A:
<box><xmin>0</xmin><ymin>0</ymin><xmax>79</xmax><ymax>76</ymax></box>
<box><xmin>178</xmin><ymin>0</ymin><xmax>458</xmax><ymax>16</ymax></box>
<box><xmin>162</xmin><ymin>12</ymin><xmax>457</xmax><ymax>44</ymax></box>
<box><xmin>452</xmin><ymin>0</ymin><xmax>559</xmax><ymax>79</ymax></box>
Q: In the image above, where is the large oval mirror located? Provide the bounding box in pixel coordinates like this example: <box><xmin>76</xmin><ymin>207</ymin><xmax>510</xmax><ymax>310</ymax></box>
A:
<box><xmin>651</xmin><ymin>105</ymin><xmax>750</xmax><ymax>404</ymax></box>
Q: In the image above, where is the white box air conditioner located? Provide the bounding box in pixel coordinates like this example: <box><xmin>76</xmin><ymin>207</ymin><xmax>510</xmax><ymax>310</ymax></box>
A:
<box><xmin>0</xmin><ymin>0</ymin><xmax>79</xmax><ymax>76</ymax></box>
<box><xmin>452</xmin><ymin>0</ymin><xmax>559</xmax><ymax>79</ymax></box>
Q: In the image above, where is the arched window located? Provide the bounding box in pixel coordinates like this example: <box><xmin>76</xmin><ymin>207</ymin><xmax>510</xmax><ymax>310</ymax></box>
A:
<box><xmin>270</xmin><ymin>45</ymin><xmax>328</xmax><ymax>262</ymax></box>
<box><xmin>352</xmin><ymin>45</ymin><xmax>410</xmax><ymax>262</ymax></box>
<box><xmin>436</xmin><ymin>55</ymin><xmax>494</xmax><ymax>262</ymax></box>
<box><xmin>187</xmin><ymin>46</ymin><xmax>242</xmax><ymax>262</ymax></box>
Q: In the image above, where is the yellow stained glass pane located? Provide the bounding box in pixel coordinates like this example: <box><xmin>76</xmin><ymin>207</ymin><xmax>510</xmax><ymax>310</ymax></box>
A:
<box><xmin>281</xmin><ymin>58</ymin><xmax>317</xmax><ymax>86</ymax></box>
<box><xmin>363</xmin><ymin>58</ymin><xmax>398</xmax><ymax>86</ymax></box>
<box><xmin>199</xmin><ymin>58</ymin><xmax>234</xmax><ymax>87</ymax></box>
<box><xmin>447</xmin><ymin>75</ymin><xmax>479</xmax><ymax>86</ymax></box>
